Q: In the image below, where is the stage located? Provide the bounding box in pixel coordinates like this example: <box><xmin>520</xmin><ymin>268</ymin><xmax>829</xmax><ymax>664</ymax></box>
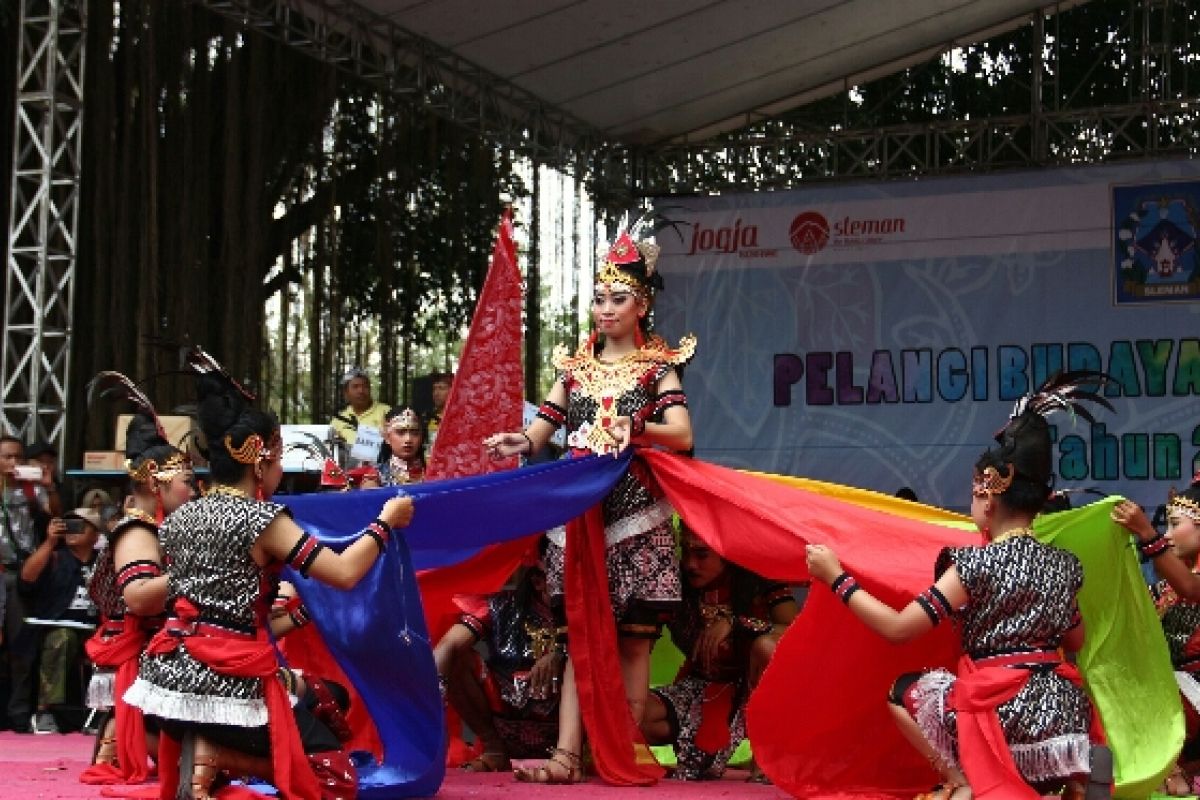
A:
<box><xmin>2</xmin><ymin>732</ymin><xmax>785</xmax><ymax>799</ymax></box>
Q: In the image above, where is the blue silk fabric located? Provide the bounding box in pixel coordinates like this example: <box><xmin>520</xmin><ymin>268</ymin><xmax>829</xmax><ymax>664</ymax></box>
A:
<box><xmin>282</xmin><ymin>453</ymin><xmax>629</xmax><ymax>798</ymax></box>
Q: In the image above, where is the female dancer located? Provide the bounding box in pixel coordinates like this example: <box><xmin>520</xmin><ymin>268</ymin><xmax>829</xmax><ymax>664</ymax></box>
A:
<box><xmin>485</xmin><ymin>228</ymin><xmax>695</xmax><ymax>783</ymax></box>
<box><xmin>83</xmin><ymin>380</ymin><xmax>195</xmax><ymax>784</ymax></box>
<box><xmin>805</xmin><ymin>375</ymin><xmax>1110</xmax><ymax>800</ymax></box>
<box><xmin>125</xmin><ymin>354</ymin><xmax>414</xmax><ymax>799</ymax></box>
<box><xmin>1112</xmin><ymin>484</ymin><xmax>1200</xmax><ymax>795</ymax></box>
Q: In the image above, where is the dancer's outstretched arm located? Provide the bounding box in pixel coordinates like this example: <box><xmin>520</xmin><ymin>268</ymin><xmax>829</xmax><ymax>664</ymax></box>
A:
<box><xmin>806</xmin><ymin>543</ymin><xmax>968</xmax><ymax>644</ymax></box>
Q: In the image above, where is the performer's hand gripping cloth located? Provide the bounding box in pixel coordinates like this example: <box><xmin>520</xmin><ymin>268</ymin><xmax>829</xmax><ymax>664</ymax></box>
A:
<box><xmin>640</xmin><ymin>450</ymin><xmax>1178</xmax><ymax>799</ymax></box>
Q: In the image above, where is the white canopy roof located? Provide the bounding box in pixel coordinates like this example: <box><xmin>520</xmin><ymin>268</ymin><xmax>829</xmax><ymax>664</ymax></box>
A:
<box><xmin>344</xmin><ymin>0</ymin><xmax>1085</xmax><ymax>144</ymax></box>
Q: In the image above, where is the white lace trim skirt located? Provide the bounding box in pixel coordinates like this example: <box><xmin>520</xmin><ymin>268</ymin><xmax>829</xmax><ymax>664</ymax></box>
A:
<box><xmin>124</xmin><ymin>677</ymin><xmax>268</xmax><ymax>727</ymax></box>
<box><xmin>909</xmin><ymin>669</ymin><xmax>1091</xmax><ymax>782</ymax></box>
<box><xmin>546</xmin><ymin>497</ymin><xmax>674</xmax><ymax>548</ymax></box>
<box><xmin>87</xmin><ymin>669</ymin><xmax>115</xmax><ymax>710</ymax></box>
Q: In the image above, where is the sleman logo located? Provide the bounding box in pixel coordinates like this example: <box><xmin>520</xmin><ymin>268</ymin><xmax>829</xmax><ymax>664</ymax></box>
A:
<box><xmin>789</xmin><ymin>212</ymin><xmax>830</xmax><ymax>254</ymax></box>
<box><xmin>790</xmin><ymin>210</ymin><xmax>907</xmax><ymax>254</ymax></box>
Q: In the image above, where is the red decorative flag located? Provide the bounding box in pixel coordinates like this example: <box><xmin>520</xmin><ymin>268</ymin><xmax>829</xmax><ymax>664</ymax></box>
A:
<box><xmin>425</xmin><ymin>206</ymin><xmax>523</xmax><ymax>480</ymax></box>
<box><xmin>418</xmin><ymin>207</ymin><xmax>531</xmax><ymax>767</ymax></box>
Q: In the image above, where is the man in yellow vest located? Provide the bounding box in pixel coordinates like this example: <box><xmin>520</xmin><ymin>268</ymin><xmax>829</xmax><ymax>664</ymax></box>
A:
<box><xmin>330</xmin><ymin>367</ymin><xmax>391</xmax><ymax>452</ymax></box>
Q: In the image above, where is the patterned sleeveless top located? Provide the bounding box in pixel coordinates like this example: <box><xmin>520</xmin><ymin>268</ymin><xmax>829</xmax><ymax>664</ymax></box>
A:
<box><xmin>88</xmin><ymin>514</ymin><xmax>159</xmax><ymax>624</ymax></box>
<box><xmin>1156</xmin><ymin>578</ymin><xmax>1200</xmax><ymax>671</ymax></box>
<box><xmin>935</xmin><ymin>536</ymin><xmax>1082</xmax><ymax>657</ymax></box>
<box><xmin>131</xmin><ymin>492</ymin><xmax>286</xmax><ymax>726</ymax></box>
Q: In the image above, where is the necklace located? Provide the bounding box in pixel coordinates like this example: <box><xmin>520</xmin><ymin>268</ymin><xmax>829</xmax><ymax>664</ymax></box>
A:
<box><xmin>990</xmin><ymin>526</ymin><xmax>1035</xmax><ymax>545</ymax></box>
<box><xmin>125</xmin><ymin>507</ymin><xmax>156</xmax><ymax>526</ymax></box>
<box><xmin>206</xmin><ymin>484</ymin><xmax>250</xmax><ymax>499</ymax></box>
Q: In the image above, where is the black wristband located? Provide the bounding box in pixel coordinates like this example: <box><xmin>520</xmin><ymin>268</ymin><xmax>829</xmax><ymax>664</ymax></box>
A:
<box><xmin>831</xmin><ymin>572</ymin><xmax>860</xmax><ymax>605</ymax></box>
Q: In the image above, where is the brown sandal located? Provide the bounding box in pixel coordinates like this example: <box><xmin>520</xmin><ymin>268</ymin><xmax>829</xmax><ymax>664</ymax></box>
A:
<box><xmin>914</xmin><ymin>781</ymin><xmax>971</xmax><ymax>800</ymax></box>
<box><xmin>93</xmin><ymin>735</ymin><xmax>119</xmax><ymax>768</ymax></box>
<box><xmin>462</xmin><ymin>751</ymin><xmax>511</xmax><ymax>772</ymax></box>
<box><xmin>514</xmin><ymin>747</ymin><xmax>584</xmax><ymax>784</ymax></box>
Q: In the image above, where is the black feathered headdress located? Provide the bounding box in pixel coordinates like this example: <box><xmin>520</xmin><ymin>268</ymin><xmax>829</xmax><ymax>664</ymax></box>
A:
<box><xmin>975</xmin><ymin>370</ymin><xmax>1114</xmax><ymax>499</ymax></box>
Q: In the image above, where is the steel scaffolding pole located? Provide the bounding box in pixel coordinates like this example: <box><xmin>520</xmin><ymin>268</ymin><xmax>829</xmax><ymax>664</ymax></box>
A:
<box><xmin>2</xmin><ymin>0</ymin><xmax>85</xmax><ymax>449</ymax></box>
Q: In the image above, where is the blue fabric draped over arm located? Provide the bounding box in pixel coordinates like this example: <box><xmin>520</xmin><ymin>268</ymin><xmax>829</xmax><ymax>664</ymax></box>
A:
<box><xmin>282</xmin><ymin>453</ymin><xmax>628</xmax><ymax>798</ymax></box>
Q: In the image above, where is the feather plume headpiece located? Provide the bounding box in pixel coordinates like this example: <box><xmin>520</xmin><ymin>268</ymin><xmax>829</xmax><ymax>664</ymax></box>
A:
<box><xmin>285</xmin><ymin>432</ymin><xmax>347</xmax><ymax>489</ymax></box>
<box><xmin>596</xmin><ymin>208</ymin><xmax>690</xmax><ymax>296</ymax></box>
<box><xmin>87</xmin><ymin>371</ymin><xmax>166</xmax><ymax>440</ymax></box>
<box><xmin>1002</xmin><ymin>369</ymin><xmax>1115</xmax><ymax>434</ymax></box>
<box><xmin>974</xmin><ymin>370</ymin><xmax>1114</xmax><ymax>498</ymax></box>
<box><xmin>87</xmin><ymin>370</ymin><xmax>190</xmax><ymax>483</ymax></box>
<box><xmin>182</xmin><ymin>345</ymin><xmax>256</xmax><ymax>402</ymax></box>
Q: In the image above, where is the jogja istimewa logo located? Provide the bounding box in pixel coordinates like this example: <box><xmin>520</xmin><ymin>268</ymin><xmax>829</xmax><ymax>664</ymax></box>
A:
<box><xmin>1113</xmin><ymin>181</ymin><xmax>1200</xmax><ymax>304</ymax></box>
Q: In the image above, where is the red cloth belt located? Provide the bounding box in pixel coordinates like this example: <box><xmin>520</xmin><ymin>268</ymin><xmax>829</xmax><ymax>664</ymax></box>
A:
<box><xmin>163</xmin><ymin>615</ymin><xmax>255</xmax><ymax>640</ymax></box>
<box><xmin>146</xmin><ymin>597</ymin><xmax>322</xmax><ymax>800</ymax></box>
<box><xmin>950</xmin><ymin>652</ymin><xmax>1104</xmax><ymax>800</ymax></box>
<box><xmin>80</xmin><ymin>615</ymin><xmax>153</xmax><ymax>785</ymax></box>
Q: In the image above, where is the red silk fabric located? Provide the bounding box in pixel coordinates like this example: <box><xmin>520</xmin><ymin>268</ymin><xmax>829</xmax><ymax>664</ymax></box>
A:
<box><xmin>425</xmin><ymin>206</ymin><xmax>523</xmax><ymax>481</ymax></box>
<box><xmin>81</xmin><ymin>618</ymin><xmax>152</xmax><ymax>784</ymax></box>
<box><xmin>277</xmin><ymin>623</ymin><xmax>383</xmax><ymax>761</ymax></box>
<box><xmin>564</xmin><ymin>505</ymin><xmax>664</xmax><ymax>785</ymax></box>
<box><xmin>951</xmin><ymin>654</ymin><xmax>1102</xmax><ymax>800</ymax></box>
<box><xmin>145</xmin><ymin>599</ymin><xmax>322</xmax><ymax>800</ymax></box>
<box><xmin>640</xmin><ymin>449</ymin><xmax>975</xmax><ymax>799</ymax></box>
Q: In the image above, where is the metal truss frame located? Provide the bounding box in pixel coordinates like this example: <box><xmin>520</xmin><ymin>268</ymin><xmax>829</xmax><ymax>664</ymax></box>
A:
<box><xmin>615</xmin><ymin>0</ymin><xmax>1199</xmax><ymax>197</ymax></box>
<box><xmin>618</xmin><ymin>99</ymin><xmax>1200</xmax><ymax>197</ymax></box>
<box><xmin>2</xmin><ymin>0</ymin><xmax>85</xmax><ymax>448</ymax></box>
<box><xmin>187</xmin><ymin>0</ymin><xmax>606</xmax><ymax>172</ymax></box>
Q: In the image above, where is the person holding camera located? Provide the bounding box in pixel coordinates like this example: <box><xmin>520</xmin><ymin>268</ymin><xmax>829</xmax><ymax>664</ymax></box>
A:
<box><xmin>1</xmin><ymin>434</ymin><xmax>56</xmax><ymax>731</ymax></box>
<box><xmin>19</xmin><ymin>509</ymin><xmax>102</xmax><ymax>734</ymax></box>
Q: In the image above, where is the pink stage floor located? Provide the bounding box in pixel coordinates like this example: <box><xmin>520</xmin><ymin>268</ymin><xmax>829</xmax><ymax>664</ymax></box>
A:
<box><xmin>1</xmin><ymin>732</ymin><xmax>787</xmax><ymax>799</ymax></box>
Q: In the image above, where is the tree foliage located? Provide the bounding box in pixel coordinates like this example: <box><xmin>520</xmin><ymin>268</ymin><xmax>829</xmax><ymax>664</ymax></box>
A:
<box><xmin>57</xmin><ymin>1</ymin><xmax>522</xmax><ymax>458</ymax></box>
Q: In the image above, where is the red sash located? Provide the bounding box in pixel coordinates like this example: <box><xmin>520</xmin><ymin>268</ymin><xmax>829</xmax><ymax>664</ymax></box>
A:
<box><xmin>950</xmin><ymin>652</ymin><xmax>1103</xmax><ymax>800</ymax></box>
<box><xmin>145</xmin><ymin>598</ymin><xmax>321</xmax><ymax>800</ymax></box>
<box><xmin>80</xmin><ymin>617</ymin><xmax>152</xmax><ymax>785</ymax></box>
<box><xmin>563</xmin><ymin>505</ymin><xmax>663</xmax><ymax>786</ymax></box>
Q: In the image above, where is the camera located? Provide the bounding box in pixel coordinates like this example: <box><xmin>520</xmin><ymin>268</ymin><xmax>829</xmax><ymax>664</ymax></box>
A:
<box><xmin>13</xmin><ymin>464</ymin><xmax>42</xmax><ymax>482</ymax></box>
<box><xmin>63</xmin><ymin>518</ymin><xmax>85</xmax><ymax>534</ymax></box>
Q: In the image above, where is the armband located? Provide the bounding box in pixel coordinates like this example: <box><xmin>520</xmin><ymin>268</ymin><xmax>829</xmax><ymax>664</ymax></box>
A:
<box><xmin>363</xmin><ymin>518</ymin><xmax>390</xmax><ymax>554</ymax></box>
<box><xmin>914</xmin><ymin>585</ymin><xmax>954</xmax><ymax>626</ymax></box>
<box><xmin>536</xmin><ymin>400</ymin><xmax>567</xmax><ymax>429</ymax></box>
<box><xmin>117</xmin><ymin>560</ymin><xmax>163</xmax><ymax>592</ymax></box>
<box><xmin>285</xmin><ymin>533</ymin><xmax>326</xmax><ymax>577</ymax></box>
<box><xmin>1138</xmin><ymin>532</ymin><xmax>1170</xmax><ymax>559</ymax></box>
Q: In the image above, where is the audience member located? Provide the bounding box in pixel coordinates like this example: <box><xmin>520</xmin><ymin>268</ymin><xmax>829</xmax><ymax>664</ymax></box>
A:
<box><xmin>330</xmin><ymin>367</ymin><xmax>391</xmax><ymax>451</ymax></box>
<box><xmin>80</xmin><ymin>488</ymin><xmax>114</xmax><ymax>515</ymax></box>
<box><xmin>26</xmin><ymin>442</ymin><xmax>65</xmax><ymax>513</ymax></box>
<box><xmin>642</xmin><ymin>525</ymin><xmax>798</xmax><ymax>780</ymax></box>
<box><xmin>0</xmin><ymin>435</ymin><xmax>55</xmax><ymax>732</ymax></box>
<box><xmin>425</xmin><ymin>371</ymin><xmax>454</xmax><ymax>457</ymax></box>
<box><xmin>18</xmin><ymin>508</ymin><xmax>101</xmax><ymax>734</ymax></box>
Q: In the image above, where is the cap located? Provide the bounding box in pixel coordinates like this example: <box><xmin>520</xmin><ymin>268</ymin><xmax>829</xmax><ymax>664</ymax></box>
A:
<box><xmin>26</xmin><ymin>441</ymin><xmax>57</xmax><ymax>459</ymax></box>
<box><xmin>81</xmin><ymin>488</ymin><xmax>114</xmax><ymax>508</ymax></box>
<box><xmin>341</xmin><ymin>366</ymin><xmax>369</xmax><ymax>385</ymax></box>
<box><xmin>63</xmin><ymin>508</ymin><xmax>104</xmax><ymax>531</ymax></box>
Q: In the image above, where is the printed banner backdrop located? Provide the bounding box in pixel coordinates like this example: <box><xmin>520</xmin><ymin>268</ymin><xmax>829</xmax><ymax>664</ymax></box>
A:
<box><xmin>654</xmin><ymin>159</ymin><xmax>1200</xmax><ymax>512</ymax></box>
